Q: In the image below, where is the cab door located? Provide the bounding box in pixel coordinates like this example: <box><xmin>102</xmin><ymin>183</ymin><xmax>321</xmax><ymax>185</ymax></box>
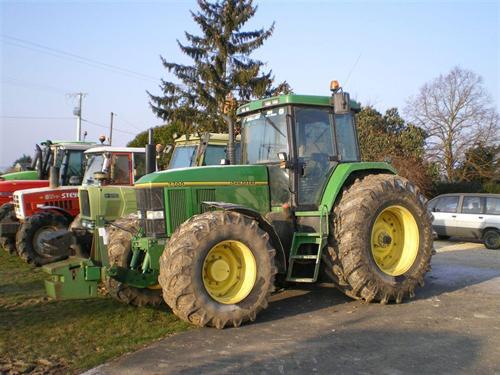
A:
<box><xmin>294</xmin><ymin>106</ymin><xmax>337</xmax><ymax>210</ymax></box>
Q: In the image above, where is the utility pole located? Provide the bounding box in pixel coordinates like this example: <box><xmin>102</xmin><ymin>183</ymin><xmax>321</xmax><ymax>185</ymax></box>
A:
<box><xmin>68</xmin><ymin>92</ymin><xmax>87</xmax><ymax>141</ymax></box>
<box><xmin>109</xmin><ymin>112</ymin><xmax>115</xmax><ymax>145</ymax></box>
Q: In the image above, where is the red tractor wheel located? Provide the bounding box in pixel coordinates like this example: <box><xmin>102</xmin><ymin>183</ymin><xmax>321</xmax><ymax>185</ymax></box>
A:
<box><xmin>16</xmin><ymin>212</ymin><xmax>70</xmax><ymax>266</ymax></box>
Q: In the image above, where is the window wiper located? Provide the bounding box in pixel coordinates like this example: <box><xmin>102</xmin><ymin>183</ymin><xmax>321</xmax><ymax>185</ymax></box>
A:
<box><xmin>264</xmin><ymin>116</ymin><xmax>286</xmax><ymax>138</ymax></box>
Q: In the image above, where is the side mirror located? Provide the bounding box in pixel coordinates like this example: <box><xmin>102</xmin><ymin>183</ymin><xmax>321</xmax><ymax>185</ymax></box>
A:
<box><xmin>278</xmin><ymin>152</ymin><xmax>293</xmax><ymax>170</ymax></box>
<box><xmin>69</xmin><ymin>176</ymin><xmax>82</xmax><ymax>185</ymax></box>
<box><xmin>164</xmin><ymin>145</ymin><xmax>173</xmax><ymax>154</ymax></box>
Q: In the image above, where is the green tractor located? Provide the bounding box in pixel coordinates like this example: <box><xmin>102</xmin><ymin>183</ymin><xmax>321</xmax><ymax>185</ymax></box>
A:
<box><xmin>44</xmin><ymin>84</ymin><xmax>433</xmax><ymax>328</ymax></box>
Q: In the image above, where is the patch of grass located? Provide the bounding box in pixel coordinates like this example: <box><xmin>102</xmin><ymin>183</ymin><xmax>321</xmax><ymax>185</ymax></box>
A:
<box><xmin>0</xmin><ymin>250</ymin><xmax>190</xmax><ymax>373</ymax></box>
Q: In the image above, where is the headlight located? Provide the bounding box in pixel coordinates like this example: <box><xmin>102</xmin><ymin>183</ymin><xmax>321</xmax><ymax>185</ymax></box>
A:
<box><xmin>146</xmin><ymin>210</ymin><xmax>164</xmax><ymax>220</ymax></box>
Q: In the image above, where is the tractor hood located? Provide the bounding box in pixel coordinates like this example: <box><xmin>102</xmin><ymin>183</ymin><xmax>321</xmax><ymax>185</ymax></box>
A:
<box><xmin>0</xmin><ymin>170</ymin><xmax>38</xmax><ymax>181</ymax></box>
<box><xmin>0</xmin><ymin>179</ymin><xmax>49</xmax><ymax>206</ymax></box>
<box><xmin>135</xmin><ymin>165</ymin><xmax>269</xmax><ymax>188</ymax></box>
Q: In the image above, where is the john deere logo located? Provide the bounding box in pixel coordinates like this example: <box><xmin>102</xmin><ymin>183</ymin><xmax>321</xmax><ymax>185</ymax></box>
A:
<box><xmin>104</xmin><ymin>193</ymin><xmax>120</xmax><ymax>199</ymax></box>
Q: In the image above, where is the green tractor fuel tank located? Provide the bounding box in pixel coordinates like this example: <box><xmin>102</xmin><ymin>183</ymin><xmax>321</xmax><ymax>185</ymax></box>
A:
<box><xmin>135</xmin><ymin>165</ymin><xmax>270</xmax><ymax>237</ymax></box>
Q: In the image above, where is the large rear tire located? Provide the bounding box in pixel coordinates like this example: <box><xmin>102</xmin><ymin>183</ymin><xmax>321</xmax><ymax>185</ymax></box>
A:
<box><xmin>322</xmin><ymin>174</ymin><xmax>433</xmax><ymax>304</ymax></box>
<box><xmin>16</xmin><ymin>212</ymin><xmax>70</xmax><ymax>266</ymax></box>
<box><xmin>0</xmin><ymin>203</ymin><xmax>17</xmax><ymax>254</ymax></box>
<box><xmin>105</xmin><ymin>214</ymin><xmax>164</xmax><ymax>307</ymax></box>
<box><xmin>159</xmin><ymin>211</ymin><xmax>276</xmax><ymax>328</ymax></box>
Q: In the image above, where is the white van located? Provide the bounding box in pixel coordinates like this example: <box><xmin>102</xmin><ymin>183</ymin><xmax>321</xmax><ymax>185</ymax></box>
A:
<box><xmin>428</xmin><ymin>193</ymin><xmax>500</xmax><ymax>249</ymax></box>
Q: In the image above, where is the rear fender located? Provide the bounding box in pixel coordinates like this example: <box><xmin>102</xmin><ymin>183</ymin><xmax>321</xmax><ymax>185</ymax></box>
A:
<box><xmin>38</xmin><ymin>206</ymin><xmax>74</xmax><ymax>223</ymax></box>
<box><xmin>204</xmin><ymin>201</ymin><xmax>287</xmax><ymax>274</ymax></box>
<box><xmin>321</xmin><ymin>162</ymin><xmax>396</xmax><ymax>211</ymax></box>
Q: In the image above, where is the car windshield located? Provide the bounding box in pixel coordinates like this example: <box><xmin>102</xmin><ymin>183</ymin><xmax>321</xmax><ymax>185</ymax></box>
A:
<box><xmin>83</xmin><ymin>154</ymin><xmax>104</xmax><ymax>185</ymax></box>
<box><xmin>169</xmin><ymin>145</ymin><xmax>197</xmax><ymax>169</ymax></box>
<box><xmin>241</xmin><ymin>107</ymin><xmax>288</xmax><ymax>164</ymax></box>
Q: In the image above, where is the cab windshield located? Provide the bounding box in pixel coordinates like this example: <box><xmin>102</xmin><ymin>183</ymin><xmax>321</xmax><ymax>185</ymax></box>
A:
<box><xmin>203</xmin><ymin>145</ymin><xmax>227</xmax><ymax>166</ymax></box>
<box><xmin>169</xmin><ymin>145</ymin><xmax>197</xmax><ymax>169</ymax></box>
<box><xmin>241</xmin><ymin>107</ymin><xmax>288</xmax><ymax>164</ymax></box>
<box><xmin>83</xmin><ymin>154</ymin><xmax>104</xmax><ymax>185</ymax></box>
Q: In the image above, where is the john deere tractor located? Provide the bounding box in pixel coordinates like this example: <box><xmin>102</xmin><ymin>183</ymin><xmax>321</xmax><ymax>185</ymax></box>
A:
<box><xmin>43</xmin><ymin>84</ymin><xmax>433</xmax><ymax>328</ymax></box>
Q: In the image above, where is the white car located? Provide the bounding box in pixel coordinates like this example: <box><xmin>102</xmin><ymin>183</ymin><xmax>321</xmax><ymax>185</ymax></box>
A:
<box><xmin>428</xmin><ymin>193</ymin><xmax>500</xmax><ymax>249</ymax></box>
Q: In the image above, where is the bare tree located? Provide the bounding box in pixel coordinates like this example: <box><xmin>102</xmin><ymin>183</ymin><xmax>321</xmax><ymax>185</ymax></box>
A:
<box><xmin>405</xmin><ymin>67</ymin><xmax>499</xmax><ymax>181</ymax></box>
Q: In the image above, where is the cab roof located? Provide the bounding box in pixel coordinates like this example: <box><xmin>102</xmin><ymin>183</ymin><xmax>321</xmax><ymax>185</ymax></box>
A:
<box><xmin>236</xmin><ymin>94</ymin><xmax>361</xmax><ymax>115</ymax></box>
<box><xmin>84</xmin><ymin>146</ymin><xmax>145</xmax><ymax>154</ymax></box>
<box><xmin>174</xmin><ymin>133</ymin><xmax>229</xmax><ymax>143</ymax></box>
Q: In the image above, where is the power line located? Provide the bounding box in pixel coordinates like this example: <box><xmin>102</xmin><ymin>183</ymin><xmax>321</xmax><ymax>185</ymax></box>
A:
<box><xmin>2</xmin><ymin>76</ymin><xmax>69</xmax><ymax>95</ymax></box>
<box><xmin>1</xmin><ymin>115</ymin><xmax>73</xmax><ymax>120</ymax></box>
<box><xmin>82</xmin><ymin>118</ymin><xmax>136</xmax><ymax>135</ymax></box>
<box><xmin>1</xmin><ymin>34</ymin><xmax>160</xmax><ymax>83</ymax></box>
<box><xmin>1</xmin><ymin>115</ymin><xmax>137</xmax><ymax>136</ymax></box>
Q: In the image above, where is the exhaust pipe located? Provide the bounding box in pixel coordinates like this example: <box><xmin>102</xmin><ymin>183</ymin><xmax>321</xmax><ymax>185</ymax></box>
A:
<box><xmin>145</xmin><ymin>128</ymin><xmax>156</xmax><ymax>174</ymax></box>
<box><xmin>49</xmin><ymin>166</ymin><xmax>60</xmax><ymax>188</ymax></box>
<box><xmin>34</xmin><ymin>145</ymin><xmax>43</xmax><ymax>178</ymax></box>
<box><xmin>222</xmin><ymin>114</ymin><xmax>235</xmax><ymax>165</ymax></box>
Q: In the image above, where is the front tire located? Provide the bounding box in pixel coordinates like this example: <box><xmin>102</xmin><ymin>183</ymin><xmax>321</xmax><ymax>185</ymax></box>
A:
<box><xmin>159</xmin><ymin>211</ymin><xmax>276</xmax><ymax>328</ymax></box>
<box><xmin>483</xmin><ymin>229</ymin><xmax>500</xmax><ymax>250</ymax></box>
<box><xmin>0</xmin><ymin>203</ymin><xmax>17</xmax><ymax>254</ymax></box>
<box><xmin>322</xmin><ymin>174</ymin><xmax>433</xmax><ymax>304</ymax></box>
<box><xmin>105</xmin><ymin>214</ymin><xmax>163</xmax><ymax>307</ymax></box>
<box><xmin>16</xmin><ymin>212</ymin><xmax>70</xmax><ymax>266</ymax></box>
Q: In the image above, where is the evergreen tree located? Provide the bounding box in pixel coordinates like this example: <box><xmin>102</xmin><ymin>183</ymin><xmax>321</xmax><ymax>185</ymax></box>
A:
<box><xmin>149</xmin><ymin>0</ymin><xmax>284</xmax><ymax>134</ymax></box>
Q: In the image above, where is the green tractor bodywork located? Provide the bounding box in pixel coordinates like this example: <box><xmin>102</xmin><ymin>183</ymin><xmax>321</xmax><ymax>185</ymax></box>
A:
<box><xmin>0</xmin><ymin>170</ymin><xmax>39</xmax><ymax>181</ymax></box>
<box><xmin>43</xmin><ymin>133</ymin><xmax>237</xmax><ymax>299</ymax></box>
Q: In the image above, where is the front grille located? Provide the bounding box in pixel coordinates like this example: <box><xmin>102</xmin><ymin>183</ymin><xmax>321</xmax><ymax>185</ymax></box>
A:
<box><xmin>80</xmin><ymin>189</ymin><xmax>91</xmax><ymax>217</ymax></box>
<box><xmin>136</xmin><ymin>188</ymin><xmax>165</xmax><ymax>238</ymax></box>
<box><xmin>168</xmin><ymin>190</ymin><xmax>187</xmax><ymax>231</ymax></box>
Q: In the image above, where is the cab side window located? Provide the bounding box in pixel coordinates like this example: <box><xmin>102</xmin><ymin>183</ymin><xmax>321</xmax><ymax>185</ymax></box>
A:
<box><xmin>462</xmin><ymin>196</ymin><xmax>484</xmax><ymax>214</ymax></box>
<box><xmin>133</xmin><ymin>153</ymin><xmax>146</xmax><ymax>181</ymax></box>
<box><xmin>111</xmin><ymin>154</ymin><xmax>131</xmax><ymax>185</ymax></box>
<box><xmin>434</xmin><ymin>196</ymin><xmax>459</xmax><ymax>213</ymax></box>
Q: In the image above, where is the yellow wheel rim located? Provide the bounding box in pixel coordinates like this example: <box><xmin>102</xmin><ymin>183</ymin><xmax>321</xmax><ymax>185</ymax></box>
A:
<box><xmin>370</xmin><ymin>205</ymin><xmax>419</xmax><ymax>276</ymax></box>
<box><xmin>202</xmin><ymin>240</ymin><xmax>257</xmax><ymax>304</ymax></box>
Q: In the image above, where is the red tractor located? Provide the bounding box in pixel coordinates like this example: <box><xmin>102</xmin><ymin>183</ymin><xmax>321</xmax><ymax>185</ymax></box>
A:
<box><xmin>13</xmin><ymin>146</ymin><xmax>146</xmax><ymax>265</ymax></box>
<box><xmin>0</xmin><ymin>140</ymin><xmax>96</xmax><ymax>253</ymax></box>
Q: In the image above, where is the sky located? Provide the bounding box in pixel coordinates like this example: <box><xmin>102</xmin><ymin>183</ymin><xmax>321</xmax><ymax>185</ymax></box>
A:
<box><xmin>1</xmin><ymin>0</ymin><xmax>498</xmax><ymax>169</ymax></box>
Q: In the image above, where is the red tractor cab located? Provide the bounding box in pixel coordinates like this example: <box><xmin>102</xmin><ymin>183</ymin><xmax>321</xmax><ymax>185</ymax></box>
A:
<box><xmin>12</xmin><ymin>146</ymin><xmax>146</xmax><ymax>265</ymax></box>
<box><xmin>0</xmin><ymin>141</ymin><xmax>96</xmax><ymax>253</ymax></box>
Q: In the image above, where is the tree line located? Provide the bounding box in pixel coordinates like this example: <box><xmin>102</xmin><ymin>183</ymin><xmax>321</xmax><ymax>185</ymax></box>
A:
<box><xmin>127</xmin><ymin>0</ymin><xmax>499</xmax><ymax>196</ymax></box>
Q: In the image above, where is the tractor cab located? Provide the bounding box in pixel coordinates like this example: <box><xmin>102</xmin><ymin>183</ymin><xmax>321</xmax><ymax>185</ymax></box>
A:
<box><xmin>82</xmin><ymin>147</ymin><xmax>146</xmax><ymax>187</ymax></box>
<box><xmin>237</xmin><ymin>84</ymin><xmax>360</xmax><ymax>211</ymax></box>
<box><xmin>168</xmin><ymin>133</ymin><xmax>240</xmax><ymax>169</ymax></box>
<box><xmin>77</xmin><ymin>147</ymin><xmax>146</xmax><ymax>230</ymax></box>
<box><xmin>0</xmin><ymin>140</ymin><xmax>96</xmax><ymax>207</ymax></box>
